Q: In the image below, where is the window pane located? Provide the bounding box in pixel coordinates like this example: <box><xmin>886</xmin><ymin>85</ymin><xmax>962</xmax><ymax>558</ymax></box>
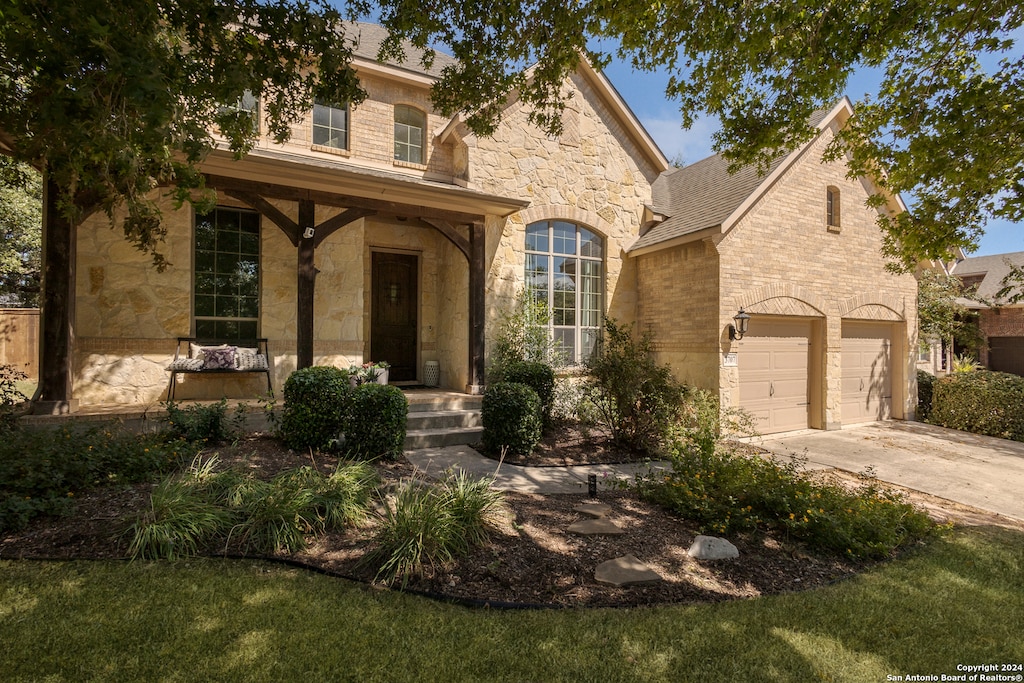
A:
<box><xmin>580</xmin><ymin>328</ymin><xmax>599</xmax><ymax>361</ymax></box>
<box><xmin>552</xmin><ymin>222</ymin><xmax>576</xmax><ymax>254</ymax></box>
<box><xmin>394</xmin><ymin>106</ymin><xmax>425</xmax><ymax>163</ymax></box>
<box><xmin>580</xmin><ymin>228</ymin><xmax>603</xmax><ymax>258</ymax></box>
<box><xmin>526</xmin><ymin>222</ymin><xmax>548</xmax><ymax>252</ymax></box>
<box><xmin>553</xmin><ymin>328</ymin><xmax>575</xmax><ymax>363</ymax></box>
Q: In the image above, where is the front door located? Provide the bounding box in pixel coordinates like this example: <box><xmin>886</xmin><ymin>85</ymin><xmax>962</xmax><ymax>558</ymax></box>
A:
<box><xmin>371</xmin><ymin>252</ymin><xmax>417</xmax><ymax>382</ymax></box>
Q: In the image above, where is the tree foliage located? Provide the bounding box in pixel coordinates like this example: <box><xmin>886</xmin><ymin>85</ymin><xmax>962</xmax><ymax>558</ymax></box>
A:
<box><xmin>0</xmin><ymin>159</ymin><xmax>41</xmax><ymax>306</ymax></box>
<box><xmin>374</xmin><ymin>1</ymin><xmax>1023</xmax><ymax>268</ymax></box>
<box><xmin>0</xmin><ymin>0</ymin><xmax>367</xmax><ymax>269</ymax></box>
<box><xmin>917</xmin><ymin>268</ymin><xmax>983</xmax><ymax>354</ymax></box>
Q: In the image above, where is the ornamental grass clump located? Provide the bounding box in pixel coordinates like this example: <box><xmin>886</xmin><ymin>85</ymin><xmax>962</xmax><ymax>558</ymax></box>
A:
<box><xmin>368</xmin><ymin>471</ymin><xmax>506</xmax><ymax>587</ymax></box>
<box><xmin>637</xmin><ymin>441</ymin><xmax>935</xmax><ymax>559</ymax></box>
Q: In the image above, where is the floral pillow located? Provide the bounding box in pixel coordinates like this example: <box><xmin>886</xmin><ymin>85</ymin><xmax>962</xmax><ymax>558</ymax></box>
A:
<box><xmin>202</xmin><ymin>346</ymin><xmax>236</xmax><ymax>370</ymax></box>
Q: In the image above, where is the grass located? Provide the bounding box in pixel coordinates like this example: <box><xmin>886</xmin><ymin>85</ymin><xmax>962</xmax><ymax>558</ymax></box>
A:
<box><xmin>2</xmin><ymin>525</ymin><xmax>1022</xmax><ymax>682</ymax></box>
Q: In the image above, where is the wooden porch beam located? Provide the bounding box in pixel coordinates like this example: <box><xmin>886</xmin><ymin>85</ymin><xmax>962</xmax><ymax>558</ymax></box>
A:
<box><xmin>206</xmin><ymin>174</ymin><xmax>486</xmax><ymax>225</ymax></box>
<box><xmin>421</xmin><ymin>218</ymin><xmax>470</xmax><ymax>261</ymax></box>
<box><xmin>224</xmin><ymin>189</ymin><xmax>301</xmax><ymax>246</ymax></box>
<box><xmin>313</xmin><ymin>207</ymin><xmax>376</xmax><ymax>248</ymax></box>
<box><xmin>296</xmin><ymin>199</ymin><xmax>316</xmax><ymax>370</ymax></box>
<box><xmin>467</xmin><ymin>221</ymin><xmax>486</xmax><ymax>394</ymax></box>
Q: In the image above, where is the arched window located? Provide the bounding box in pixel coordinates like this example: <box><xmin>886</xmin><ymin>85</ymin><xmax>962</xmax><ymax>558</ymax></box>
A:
<box><xmin>525</xmin><ymin>220</ymin><xmax>604</xmax><ymax>364</ymax></box>
<box><xmin>826</xmin><ymin>186</ymin><xmax>841</xmax><ymax>229</ymax></box>
<box><xmin>394</xmin><ymin>105</ymin><xmax>426</xmax><ymax>164</ymax></box>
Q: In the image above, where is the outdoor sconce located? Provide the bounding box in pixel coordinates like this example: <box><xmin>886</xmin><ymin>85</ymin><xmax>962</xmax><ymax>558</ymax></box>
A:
<box><xmin>302</xmin><ymin>227</ymin><xmax>315</xmax><ymax>240</ymax></box>
<box><xmin>729</xmin><ymin>309</ymin><xmax>751</xmax><ymax>341</ymax></box>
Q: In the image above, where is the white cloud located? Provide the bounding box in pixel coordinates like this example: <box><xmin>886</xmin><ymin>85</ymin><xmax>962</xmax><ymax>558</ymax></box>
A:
<box><xmin>639</xmin><ymin>113</ymin><xmax>721</xmax><ymax>166</ymax></box>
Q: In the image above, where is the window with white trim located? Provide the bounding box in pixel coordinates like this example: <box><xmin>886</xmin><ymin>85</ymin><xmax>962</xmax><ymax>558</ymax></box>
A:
<box><xmin>525</xmin><ymin>220</ymin><xmax>604</xmax><ymax>364</ymax></box>
<box><xmin>194</xmin><ymin>207</ymin><xmax>260</xmax><ymax>341</ymax></box>
<box><xmin>394</xmin><ymin>105</ymin><xmax>425</xmax><ymax>164</ymax></box>
<box><xmin>313</xmin><ymin>100</ymin><xmax>348</xmax><ymax>150</ymax></box>
<box><xmin>217</xmin><ymin>90</ymin><xmax>259</xmax><ymax>134</ymax></box>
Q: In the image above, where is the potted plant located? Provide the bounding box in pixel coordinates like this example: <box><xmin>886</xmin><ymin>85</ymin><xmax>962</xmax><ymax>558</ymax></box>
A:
<box><xmin>349</xmin><ymin>361</ymin><xmax>390</xmax><ymax>385</ymax></box>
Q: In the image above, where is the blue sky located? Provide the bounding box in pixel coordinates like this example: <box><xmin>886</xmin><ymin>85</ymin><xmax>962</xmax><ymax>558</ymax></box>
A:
<box><xmin>598</xmin><ymin>57</ymin><xmax>1022</xmax><ymax>259</ymax></box>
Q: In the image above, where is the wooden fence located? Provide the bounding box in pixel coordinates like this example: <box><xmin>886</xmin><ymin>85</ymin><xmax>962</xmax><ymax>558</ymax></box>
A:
<box><xmin>0</xmin><ymin>308</ymin><xmax>39</xmax><ymax>380</ymax></box>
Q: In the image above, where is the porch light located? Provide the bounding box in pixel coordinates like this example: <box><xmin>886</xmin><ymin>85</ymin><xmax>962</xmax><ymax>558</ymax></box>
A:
<box><xmin>729</xmin><ymin>309</ymin><xmax>751</xmax><ymax>341</ymax></box>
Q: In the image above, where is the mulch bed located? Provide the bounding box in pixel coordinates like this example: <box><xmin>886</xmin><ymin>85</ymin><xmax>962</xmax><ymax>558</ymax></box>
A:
<box><xmin>3</xmin><ymin>431</ymin><xmax>1001</xmax><ymax>609</ymax></box>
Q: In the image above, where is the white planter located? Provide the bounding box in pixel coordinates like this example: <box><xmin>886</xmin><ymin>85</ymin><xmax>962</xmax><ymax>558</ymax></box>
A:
<box><xmin>424</xmin><ymin>361</ymin><xmax>440</xmax><ymax>387</ymax></box>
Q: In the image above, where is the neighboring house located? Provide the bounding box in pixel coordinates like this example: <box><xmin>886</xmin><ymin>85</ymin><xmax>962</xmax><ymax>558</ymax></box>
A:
<box><xmin>68</xmin><ymin>24</ymin><xmax>918</xmax><ymax>436</ymax></box>
<box><xmin>952</xmin><ymin>251</ymin><xmax>1024</xmax><ymax>376</ymax></box>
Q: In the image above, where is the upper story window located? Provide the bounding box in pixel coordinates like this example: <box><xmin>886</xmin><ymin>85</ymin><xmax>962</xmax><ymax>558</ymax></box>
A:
<box><xmin>194</xmin><ymin>207</ymin><xmax>260</xmax><ymax>342</ymax></box>
<box><xmin>826</xmin><ymin>186</ymin><xmax>841</xmax><ymax>229</ymax></box>
<box><xmin>394</xmin><ymin>105</ymin><xmax>426</xmax><ymax>164</ymax></box>
<box><xmin>525</xmin><ymin>220</ymin><xmax>605</xmax><ymax>365</ymax></box>
<box><xmin>313</xmin><ymin>100</ymin><xmax>348</xmax><ymax>150</ymax></box>
<box><xmin>217</xmin><ymin>90</ymin><xmax>259</xmax><ymax>133</ymax></box>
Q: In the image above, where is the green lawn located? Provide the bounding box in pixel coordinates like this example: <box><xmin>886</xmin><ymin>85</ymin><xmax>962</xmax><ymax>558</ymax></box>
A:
<box><xmin>2</xmin><ymin>526</ymin><xmax>1022</xmax><ymax>682</ymax></box>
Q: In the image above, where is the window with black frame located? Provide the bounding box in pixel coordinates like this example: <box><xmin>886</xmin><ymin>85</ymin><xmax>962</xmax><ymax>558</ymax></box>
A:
<box><xmin>193</xmin><ymin>207</ymin><xmax>260</xmax><ymax>341</ymax></box>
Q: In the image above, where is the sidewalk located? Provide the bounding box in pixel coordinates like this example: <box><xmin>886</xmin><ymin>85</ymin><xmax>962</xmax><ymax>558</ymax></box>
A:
<box><xmin>404</xmin><ymin>445</ymin><xmax>669</xmax><ymax>494</ymax></box>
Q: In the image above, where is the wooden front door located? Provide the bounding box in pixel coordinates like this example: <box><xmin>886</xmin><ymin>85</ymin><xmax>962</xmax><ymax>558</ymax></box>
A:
<box><xmin>371</xmin><ymin>252</ymin><xmax>418</xmax><ymax>382</ymax></box>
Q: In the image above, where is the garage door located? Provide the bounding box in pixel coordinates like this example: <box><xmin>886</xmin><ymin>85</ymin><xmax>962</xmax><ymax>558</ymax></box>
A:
<box><xmin>989</xmin><ymin>337</ymin><xmax>1024</xmax><ymax>376</ymax></box>
<box><xmin>841</xmin><ymin>322</ymin><xmax>892</xmax><ymax>424</ymax></box>
<box><xmin>738</xmin><ymin>319</ymin><xmax>812</xmax><ymax>434</ymax></box>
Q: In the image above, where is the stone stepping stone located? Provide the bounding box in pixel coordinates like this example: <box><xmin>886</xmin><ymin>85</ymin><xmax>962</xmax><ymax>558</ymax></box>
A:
<box><xmin>567</xmin><ymin>517</ymin><xmax>625</xmax><ymax>536</ymax></box>
<box><xmin>573</xmin><ymin>502</ymin><xmax>613</xmax><ymax>518</ymax></box>
<box><xmin>687</xmin><ymin>535</ymin><xmax>739</xmax><ymax>560</ymax></box>
<box><xmin>595</xmin><ymin>555</ymin><xmax>662</xmax><ymax>587</ymax></box>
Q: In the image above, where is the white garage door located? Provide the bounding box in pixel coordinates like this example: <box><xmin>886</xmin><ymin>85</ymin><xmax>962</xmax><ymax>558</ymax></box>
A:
<box><xmin>738</xmin><ymin>319</ymin><xmax>812</xmax><ymax>434</ymax></box>
<box><xmin>841</xmin><ymin>322</ymin><xmax>893</xmax><ymax>424</ymax></box>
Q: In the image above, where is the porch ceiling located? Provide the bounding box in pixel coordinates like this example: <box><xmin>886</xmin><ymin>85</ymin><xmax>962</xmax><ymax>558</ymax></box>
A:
<box><xmin>201</xmin><ymin>148</ymin><xmax>529</xmax><ymax>224</ymax></box>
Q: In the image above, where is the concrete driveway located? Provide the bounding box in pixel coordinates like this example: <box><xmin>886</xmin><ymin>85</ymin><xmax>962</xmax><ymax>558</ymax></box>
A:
<box><xmin>755</xmin><ymin>421</ymin><xmax>1024</xmax><ymax>521</ymax></box>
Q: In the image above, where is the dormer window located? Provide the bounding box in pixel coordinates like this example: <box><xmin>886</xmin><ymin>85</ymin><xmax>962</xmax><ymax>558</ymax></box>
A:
<box><xmin>394</xmin><ymin>105</ymin><xmax>425</xmax><ymax>164</ymax></box>
<box><xmin>313</xmin><ymin>101</ymin><xmax>348</xmax><ymax>150</ymax></box>
<box><xmin>826</xmin><ymin>186</ymin><xmax>841</xmax><ymax>230</ymax></box>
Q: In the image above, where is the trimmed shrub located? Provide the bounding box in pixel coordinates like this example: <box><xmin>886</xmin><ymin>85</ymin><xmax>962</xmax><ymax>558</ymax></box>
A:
<box><xmin>481</xmin><ymin>382</ymin><xmax>542</xmax><ymax>456</ymax></box>
<box><xmin>916</xmin><ymin>370</ymin><xmax>936</xmax><ymax>421</ymax></box>
<box><xmin>0</xmin><ymin>364</ymin><xmax>26</xmax><ymax>435</ymax></box>
<box><xmin>280</xmin><ymin>366</ymin><xmax>351</xmax><ymax>452</ymax></box>
<box><xmin>164</xmin><ymin>399</ymin><xmax>231</xmax><ymax>443</ymax></box>
<box><xmin>344</xmin><ymin>383</ymin><xmax>408</xmax><ymax>460</ymax></box>
<box><xmin>929</xmin><ymin>370</ymin><xmax>1024</xmax><ymax>441</ymax></box>
<box><xmin>585</xmin><ymin>318</ymin><xmax>687</xmax><ymax>454</ymax></box>
<box><xmin>502</xmin><ymin>361</ymin><xmax>556</xmax><ymax>427</ymax></box>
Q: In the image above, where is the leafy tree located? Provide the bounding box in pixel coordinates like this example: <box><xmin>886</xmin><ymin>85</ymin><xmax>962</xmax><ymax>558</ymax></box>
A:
<box><xmin>0</xmin><ymin>159</ymin><xmax>40</xmax><ymax>307</ymax></box>
<box><xmin>0</xmin><ymin>0</ymin><xmax>367</xmax><ymax>269</ymax></box>
<box><xmin>918</xmin><ymin>268</ymin><xmax>984</xmax><ymax>362</ymax></box>
<box><xmin>374</xmin><ymin>1</ymin><xmax>1023</xmax><ymax>268</ymax></box>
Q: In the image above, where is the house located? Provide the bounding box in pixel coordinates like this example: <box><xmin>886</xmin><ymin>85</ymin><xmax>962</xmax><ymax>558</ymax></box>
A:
<box><xmin>67</xmin><ymin>23</ymin><xmax>917</xmax><ymax>435</ymax></box>
<box><xmin>952</xmin><ymin>251</ymin><xmax>1024</xmax><ymax>376</ymax></box>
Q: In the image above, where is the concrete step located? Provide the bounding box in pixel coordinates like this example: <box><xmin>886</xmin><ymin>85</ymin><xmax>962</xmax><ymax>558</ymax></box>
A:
<box><xmin>406</xmin><ymin>409</ymin><xmax>482</xmax><ymax>431</ymax></box>
<box><xmin>404</xmin><ymin>426</ymin><xmax>483</xmax><ymax>450</ymax></box>
<box><xmin>406</xmin><ymin>396</ymin><xmax>483</xmax><ymax>413</ymax></box>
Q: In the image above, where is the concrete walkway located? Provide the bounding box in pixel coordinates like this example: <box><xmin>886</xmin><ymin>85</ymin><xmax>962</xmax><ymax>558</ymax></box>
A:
<box><xmin>404</xmin><ymin>445</ymin><xmax>668</xmax><ymax>495</ymax></box>
<box><xmin>754</xmin><ymin>421</ymin><xmax>1024</xmax><ymax>522</ymax></box>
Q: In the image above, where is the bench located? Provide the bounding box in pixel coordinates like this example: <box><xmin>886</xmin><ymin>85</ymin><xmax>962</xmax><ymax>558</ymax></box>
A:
<box><xmin>166</xmin><ymin>337</ymin><xmax>273</xmax><ymax>402</ymax></box>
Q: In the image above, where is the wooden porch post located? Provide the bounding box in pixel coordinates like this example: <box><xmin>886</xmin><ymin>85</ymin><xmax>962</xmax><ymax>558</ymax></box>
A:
<box><xmin>467</xmin><ymin>221</ymin><xmax>486</xmax><ymax>394</ymax></box>
<box><xmin>297</xmin><ymin>199</ymin><xmax>316</xmax><ymax>370</ymax></box>
<box><xmin>34</xmin><ymin>175</ymin><xmax>78</xmax><ymax>414</ymax></box>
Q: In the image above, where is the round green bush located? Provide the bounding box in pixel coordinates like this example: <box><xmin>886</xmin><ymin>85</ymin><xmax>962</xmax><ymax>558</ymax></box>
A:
<box><xmin>344</xmin><ymin>384</ymin><xmax>408</xmax><ymax>460</ymax></box>
<box><xmin>482</xmin><ymin>382</ymin><xmax>542</xmax><ymax>456</ymax></box>
<box><xmin>280</xmin><ymin>366</ymin><xmax>351</xmax><ymax>451</ymax></box>
<box><xmin>502</xmin><ymin>361</ymin><xmax>556</xmax><ymax>427</ymax></box>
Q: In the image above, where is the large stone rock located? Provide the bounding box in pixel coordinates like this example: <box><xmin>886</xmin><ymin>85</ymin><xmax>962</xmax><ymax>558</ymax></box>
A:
<box><xmin>687</xmin><ymin>535</ymin><xmax>740</xmax><ymax>560</ymax></box>
<box><xmin>595</xmin><ymin>555</ymin><xmax>662</xmax><ymax>587</ymax></box>
<box><xmin>567</xmin><ymin>518</ymin><xmax>624</xmax><ymax>536</ymax></box>
<box><xmin>573</xmin><ymin>502</ymin><xmax>613</xmax><ymax>519</ymax></box>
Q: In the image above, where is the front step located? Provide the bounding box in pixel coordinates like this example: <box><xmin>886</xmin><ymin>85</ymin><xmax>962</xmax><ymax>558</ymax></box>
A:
<box><xmin>403</xmin><ymin>394</ymin><xmax>483</xmax><ymax>450</ymax></box>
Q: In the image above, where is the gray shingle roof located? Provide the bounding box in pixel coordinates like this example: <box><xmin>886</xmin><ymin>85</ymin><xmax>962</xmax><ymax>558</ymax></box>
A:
<box><xmin>631</xmin><ymin>106</ymin><xmax>835</xmax><ymax>252</ymax></box>
<box><xmin>952</xmin><ymin>251</ymin><xmax>1024</xmax><ymax>304</ymax></box>
<box><xmin>345</xmin><ymin>22</ymin><xmax>458</xmax><ymax>79</ymax></box>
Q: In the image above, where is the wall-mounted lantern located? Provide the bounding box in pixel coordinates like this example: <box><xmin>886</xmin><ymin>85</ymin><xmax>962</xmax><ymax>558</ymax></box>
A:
<box><xmin>729</xmin><ymin>309</ymin><xmax>751</xmax><ymax>341</ymax></box>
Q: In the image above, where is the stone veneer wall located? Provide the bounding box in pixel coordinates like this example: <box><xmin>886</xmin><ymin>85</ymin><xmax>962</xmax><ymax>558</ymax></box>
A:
<box><xmin>715</xmin><ymin>124</ymin><xmax>918</xmax><ymax>428</ymax></box>
<box><xmin>635</xmin><ymin>240</ymin><xmax>722</xmax><ymax>392</ymax></box>
<box><xmin>467</xmin><ymin>71</ymin><xmax>661</xmax><ymax>365</ymax></box>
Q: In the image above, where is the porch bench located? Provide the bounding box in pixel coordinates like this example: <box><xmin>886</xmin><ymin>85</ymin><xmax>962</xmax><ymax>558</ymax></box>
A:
<box><xmin>166</xmin><ymin>337</ymin><xmax>273</xmax><ymax>402</ymax></box>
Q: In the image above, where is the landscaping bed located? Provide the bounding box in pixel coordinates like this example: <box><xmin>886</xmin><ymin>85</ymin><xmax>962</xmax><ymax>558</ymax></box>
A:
<box><xmin>0</xmin><ymin>433</ymin><xmax>953</xmax><ymax>609</ymax></box>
